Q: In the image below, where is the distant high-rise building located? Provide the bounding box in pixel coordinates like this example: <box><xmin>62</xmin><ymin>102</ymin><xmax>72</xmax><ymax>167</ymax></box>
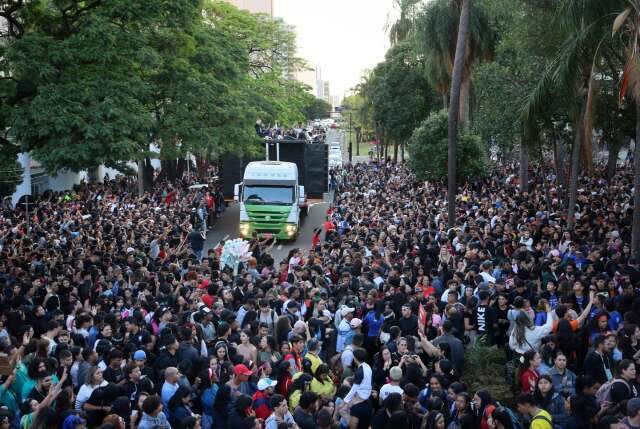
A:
<box><xmin>323</xmin><ymin>81</ymin><xmax>331</xmax><ymax>102</ymax></box>
<box><xmin>226</xmin><ymin>0</ymin><xmax>273</xmax><ymax>16</ymax></box>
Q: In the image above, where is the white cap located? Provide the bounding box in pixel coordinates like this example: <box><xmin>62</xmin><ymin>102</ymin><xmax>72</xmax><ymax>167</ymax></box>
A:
<box><xmin>350</xmin><ymin>318</ymin><xmax>362</xmax><ymax>328</ymax></box>
<box><xmin>257</xmin><ymin>378</ymin><xmax>278</xmax><ymax>391</ymax></box>
<box><xmin>340</xmin><ymin>306</ymin><xmax>355</xmax><ymax>317</ymax></box>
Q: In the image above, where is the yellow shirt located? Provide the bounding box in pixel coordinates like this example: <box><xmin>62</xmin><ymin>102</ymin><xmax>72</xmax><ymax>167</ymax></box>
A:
<box><xmin>311</xmin><ymin>378</ymin><xmax>336</xmax><ymax>398</ymax></box>
<box><xmin>306</xmin><ymin>352</ymin><xmax>323</xmax><ymax>375</ymax></box>
<box><xmin>531</xmin><ymin>409</ymin><xmax>553</xmax><ymax>429</ymax></box>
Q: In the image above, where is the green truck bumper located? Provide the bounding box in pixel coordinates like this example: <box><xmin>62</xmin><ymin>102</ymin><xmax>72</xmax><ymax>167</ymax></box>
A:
<box><xmin>239</xmin><ymin>221</ymin><xmax>298</xmax><ymax>240</ymax></box>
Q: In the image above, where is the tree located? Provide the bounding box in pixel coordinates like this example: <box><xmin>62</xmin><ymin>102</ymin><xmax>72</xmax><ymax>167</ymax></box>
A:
<box><xmin>409</xmin><ymin>110</ymin><xmax>487</xmax><ymax>182</ymax></box>
<box><xmin>361</xmin><ymin>41</ymin><xmax>434</xmax><ymax>162</ymax></box>
<box><xmin>1</xmin><ymin>0</ymin><xmax>204</xmax><ymax>174</ymax></box>
<box><xmin>521</xmin><ymin>0</ymin><xmax>627</xmax><ymax>229</ymax></box>
<box><xmin>612</xmin><ymin>0</ymin><xmax>640</xmax><ymax>259</ymax></box>
<box><xmin>415</xmin><ymin>0</ymin><xmax>494</xmax><ymax>123</ymax></box>
<box><xmin>0</xmin><ymin>142</ymin><xmax>22</xmax><ymax>198</ymax></box>
<box><xmin>447</xmin><ymin>0</ymin><xmax>471</xmax><ymax>228</ymax></box>
<box><xmin>302</xmin><ymin>96</ymin><xmax>332</xmax><ymax>120</ymax></box>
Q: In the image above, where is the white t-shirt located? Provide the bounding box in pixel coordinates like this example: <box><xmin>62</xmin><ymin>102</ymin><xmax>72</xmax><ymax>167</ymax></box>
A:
<box><xmin>379</xmin><ymin>383</ymin><xmax>404</xmax><ymax>403</ymax></box>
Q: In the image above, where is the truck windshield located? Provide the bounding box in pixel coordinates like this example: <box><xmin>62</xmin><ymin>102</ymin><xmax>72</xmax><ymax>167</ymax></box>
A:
<box><xmin>243</xmin><ymin>186</ymin><xmax>294</xmax><ymax>205</ymax></box>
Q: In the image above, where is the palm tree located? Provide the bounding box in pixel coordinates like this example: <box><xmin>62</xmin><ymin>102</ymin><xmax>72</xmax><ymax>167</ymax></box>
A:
<box><xmin>416</xmin><ymin>0</ymin><xmax>493</xmax><ymax>125</ymax></box>
<box><xmin>522</xmin><ymin>0</ymin><xmax>626</xmax><ymax>230</ymax></box>
<box><xmin>389</xmin><ymin>0</ymin><xmax>422</xmax><ymax>46</ymax></box>
<box><xmin>612</xmin><ymin>0</ymin><xmax>640</xmax><ymax>258</ymax></box>
<box><xmin>447</xmin><ymin>0</ymin><xmax>472</xmax><ymax>229</ymax></box>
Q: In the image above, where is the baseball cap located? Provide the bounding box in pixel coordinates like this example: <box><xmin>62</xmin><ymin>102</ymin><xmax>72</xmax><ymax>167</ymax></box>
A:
<box><xmin>233</xmin><ymin>364</ymin><xmax>253</xmax><ymax>376</ymax></box>
<box><xmin>257</xmin><ymin>378</ymin><xmax>278</xmax><ymax>391</ymax></box>
<box><xmin>133</xmin><ymin>350</ymin><xmax>146</xmax><ymax>361</ymax></box>
<box><xmin>350</xmin><ymin>318</ymin><xmax>362</xmax><ymax>328</ymax></box>
<box><xmin>389</xmin><ymin>366</ymin><xmax>402</xmax><ymax>381</ymax></box>
<box><xmin>340</xmin><ymin>306</ymin><xmax>355</xmax><ymax>317</ymax></box>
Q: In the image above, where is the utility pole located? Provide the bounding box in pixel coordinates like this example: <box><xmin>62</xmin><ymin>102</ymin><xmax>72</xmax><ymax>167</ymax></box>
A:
<box><xmin>348</xmin><ymin>112</ymin><xmax>353</xmax><ymax>163</ymax></box>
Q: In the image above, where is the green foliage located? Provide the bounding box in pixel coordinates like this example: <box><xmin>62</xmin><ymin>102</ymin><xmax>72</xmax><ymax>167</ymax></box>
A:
<box><xmin>408</xmin><ymin>110</ymin><xmax>487</xmax><ymax>181</ymax></box>
<box><xmin>0</xmin><ymin>0</ymin><xmax>313</xmax><ymax>174</ymax></box>
<box><xmin>0</xmin><ymin>143</ymin><xmax>23</xmax><ymax>198</ymax></box>
<box><xmin>460</xmin><ymin>339</ymin><xmax>513</xmax><ymax>406</ymax></box>
<box><xmin>415</xmin><ymin>0</ymin><xmax>495</xmax><ymax>98</ymax></box>
<box><xmin>302</xmin><ymin>96</ymin><xmax>332</xmax><ymax>120</ymax></box>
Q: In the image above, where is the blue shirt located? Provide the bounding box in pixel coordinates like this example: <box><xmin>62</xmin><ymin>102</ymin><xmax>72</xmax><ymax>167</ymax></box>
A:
<box><xmin>364</xmin><ymin>311</ymin><xmax>384</xmax><ymax>337</ymax></box>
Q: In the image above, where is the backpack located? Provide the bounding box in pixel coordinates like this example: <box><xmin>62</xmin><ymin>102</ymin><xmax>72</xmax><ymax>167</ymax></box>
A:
<box><xmin>532</xmin><ymin>414</ymin><xmax>553</xmax><ymax>429</ymax></box>
<box><xmin>500</xmin><ymin>406</ymin><xmax>524</xmax><ymax>429</ymax></box>
<box><xmin>595</xmin><ymin>378</ymin><xmax>630</xmax><ymax>405</ymax></box>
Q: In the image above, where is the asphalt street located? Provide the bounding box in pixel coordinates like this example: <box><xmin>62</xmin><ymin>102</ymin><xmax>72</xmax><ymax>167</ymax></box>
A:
<box><xmin>204</xmin><ymin>129</ymin><xmax>344</xmax><ymax>262</ymax></box>
<box><xmin>204</xmin><ymin>200</ymin><xmax>330</xmax><ymax>262</ymax></box>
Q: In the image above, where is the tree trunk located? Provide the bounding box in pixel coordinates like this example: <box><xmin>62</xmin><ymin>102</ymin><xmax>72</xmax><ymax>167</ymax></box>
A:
<box><xmin>632</xmin><ymin>105</ymin><xmax>640</xmax><ymax>259</ymax></box>
<box><xmin>567</xmin><ymin>114</ymin><xmax>584</xmax><ymax>230</ymax></box>
<box><xmin>393</xmin><ymin>139</ymin><xmax>398</xmax><ymax>163</ymax></box>
<box><xmin>442</xmin><ymin>92</ymin><xmax>449</xmax><ymax>110</ymax></box>
<box><xmin>538</xmin><ymin>139</ymin><xmax>553</xmax><ymax>211</ymax></box>
<box><xmin>606</xmin><ymin>140</ymin><xmax>621</xmax><ymax>181</ymax></box>
<box><xmin>459</xmin><ymin>76</ymin><xmax>471</xmax><ymax>128</ymax></box>
<box><xmin>519</xmin><ymin>143</ymin><xmax>529</xmax><ymax>193</ymax></box>
<box><xmin>401</xmin><ymin>141</ymin><xmax>405</xmax><ymax>162</ymax></box>
<box><xmin>447</xmin><ymin>0</ymin><xmax>471</xmax><ymax>229</ymax></box>
<box><xmin>137</xmin><ymin>159</ymin><xmax>145</xmax><ymax>196</ymax></box>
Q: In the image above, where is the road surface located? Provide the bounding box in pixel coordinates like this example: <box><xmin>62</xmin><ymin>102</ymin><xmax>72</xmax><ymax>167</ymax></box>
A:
<box><xmin>204</xmin><ymin>129</ymin><xmax>349</xmax><ymax>261</ymax></box>
<box><xmin>204</xmin><ymin>200</ymin><xmax>330</xmax><ymax>262</ymax></box>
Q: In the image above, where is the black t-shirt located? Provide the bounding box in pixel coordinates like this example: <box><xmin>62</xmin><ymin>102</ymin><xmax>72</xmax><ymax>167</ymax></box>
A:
<box><xmin>611</xmin><ymin>379</ymin><xmax>639</xmax><ymax>403</ymax></box>
<box><xmin>85</xmin><ymin>387</ymin><xmax>109</xmax><ymax>427</ymax></box>
<box><xmin>473</xmin><ymin>304</ymin><xmax>496</xmax><ymax>342</ymax></box>
<box><xmin>293</xmin><ymin>408</ymin><xmax>318</xmax><ymax>429</ymax></box>
<box><xmin>398</xmin><ymin>315</ymin><xmax>418</xmax><ymax>337</ymax></box>
<box><xmin>26</xmin><ymin>386</ymin><xmax>47</xmax><ymax>404</ymax></box>
<box><xmin>371</xmin><ymin>408</ymin><xmax>390</xmax><ymax>429</ymax></box>
<box><xmin>103</xmin><ymin>366</ymin><xmax>125</xmax><ymax>384</ymax></box>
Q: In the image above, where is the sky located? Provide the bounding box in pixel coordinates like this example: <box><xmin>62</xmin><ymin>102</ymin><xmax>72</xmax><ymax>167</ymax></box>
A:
<box><xmin>274</xmin><ymin>0</ymin><xmax>397</xmax><ymax>100</ymax></box>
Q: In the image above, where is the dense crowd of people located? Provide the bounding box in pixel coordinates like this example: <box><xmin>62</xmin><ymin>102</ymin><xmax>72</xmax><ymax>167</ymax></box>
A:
<box><xmin>1</xmin><ymin>159</ymin><xmax>640</xmax><ymax>429</ymax></box>
<box><xmin>255</xmin><ymin>120</ymin><xmax>326</xmax><ymax>143</ymax></box>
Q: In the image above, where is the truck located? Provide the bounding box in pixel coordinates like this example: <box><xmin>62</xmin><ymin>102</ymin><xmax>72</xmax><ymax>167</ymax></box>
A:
<box><xmin>221</xmin><ymin>140</ymin><xmax>328</xmax><ymax>201</ymax></box>
<box><xmin>233</xmin><ymin>161</ymin><xmax>307</xmax><ymax>240</ymax></box>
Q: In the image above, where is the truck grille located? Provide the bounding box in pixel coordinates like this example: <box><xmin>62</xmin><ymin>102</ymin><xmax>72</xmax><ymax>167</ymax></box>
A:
<box><xmin>248</xmin><ymin>210</ymin><xmax>288</xmax><ymax>223</ymax></box>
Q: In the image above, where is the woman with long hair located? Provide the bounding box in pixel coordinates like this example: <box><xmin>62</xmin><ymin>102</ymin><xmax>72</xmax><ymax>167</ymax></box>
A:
<box><xmin>257</xmin><ymin>335</ymin><xmax>280</xmax><ymax>367</ymax></box>
<box><xmin>310</xmin><ymin>364</ymin><xmax>336</xmax><ymax>399</ymax></box>
<box><xmin>618</xmin><ymin>323</ymin><xmax>640</xmax><ymax>363</ymax></box>
<box><xmin>518</xmin><ymin>350</ymin><xmax>541</xmax><ymax>394</ymax></box>
<box><xmin>533</xmin><ymin>374</ymin><xmax>569</xmax><ymax>428</ymax></box>
<box><xmin>447</xmin><ymin>392</ymin><xmax>472</xmax><ymax>429</ymax></box>
<box><xmin>235</xmin><ymin>329</ymin><xmax>257</xmax><ymax>364</ymax></box>
<box><xmin>472</xmin><ymin>390</ymin><xmax>495</xmax><ymax>429</ymax></box>
<box><xmin>287</xmin><ymin>373</ymin><xmax>313</xmax><ymax>411</ymax></box>
<box><xmin>508</xmin><ymin>301</ymin><xmax>554</xmax><ymax>355</ymax></box>
<box><xmin>168</xmin><ymin>386</ymin><xmax>195</xmax><ymax>428</ymax></box>
<box><xmin>422</xmin><ymin>410</ymin><xmax>446</xmax><ymax>429</ymax></box>
<box><xmin>211</xmin><ymin>345</ymin><xmax>231</xmax><ymax>384</ymax></box>
<box><xmin>75</xmin><ymin>366</ymin><xmax>107</xmax><ymax>410</ymax></box>
<box><xmin>373</xmin><ymin>346</ymin><xmax>397</xmax><ymax>389</ymax></box>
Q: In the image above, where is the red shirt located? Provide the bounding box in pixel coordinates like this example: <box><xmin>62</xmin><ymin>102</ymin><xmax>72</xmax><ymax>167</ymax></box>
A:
<box><xmin>519</xmin><ymin>368</ymin><xmax>539</xmax><ymax>393</ymax></box>
<box><xmin>252</xmin><ymin>390</ymin><xmax>272</xmax><ymax>420</ymax></box>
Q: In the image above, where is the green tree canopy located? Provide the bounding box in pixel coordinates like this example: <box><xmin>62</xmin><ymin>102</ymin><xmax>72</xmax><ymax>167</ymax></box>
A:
<box><xmin>408</xmin><ymin>109</ymin><xmax>487</xmax><ymax>181</ymax></box>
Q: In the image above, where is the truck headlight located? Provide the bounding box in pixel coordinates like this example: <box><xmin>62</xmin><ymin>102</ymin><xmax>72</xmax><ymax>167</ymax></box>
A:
<box><xmin>239</xmin><ymin>222</ymin><xmax>250</xmax><ymax>236</ymax></box>
<box><xmin>285</xmin><ymin>224</ymin><xmax>297</xmax><ymax>236</ymax></box>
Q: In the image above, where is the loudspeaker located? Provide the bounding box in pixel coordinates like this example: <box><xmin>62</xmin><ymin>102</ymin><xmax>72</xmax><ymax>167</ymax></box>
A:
<box><xmin>304</xmin><ymin>144</ymin><xmax>328</xmax><ymax>198</ymax></box>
